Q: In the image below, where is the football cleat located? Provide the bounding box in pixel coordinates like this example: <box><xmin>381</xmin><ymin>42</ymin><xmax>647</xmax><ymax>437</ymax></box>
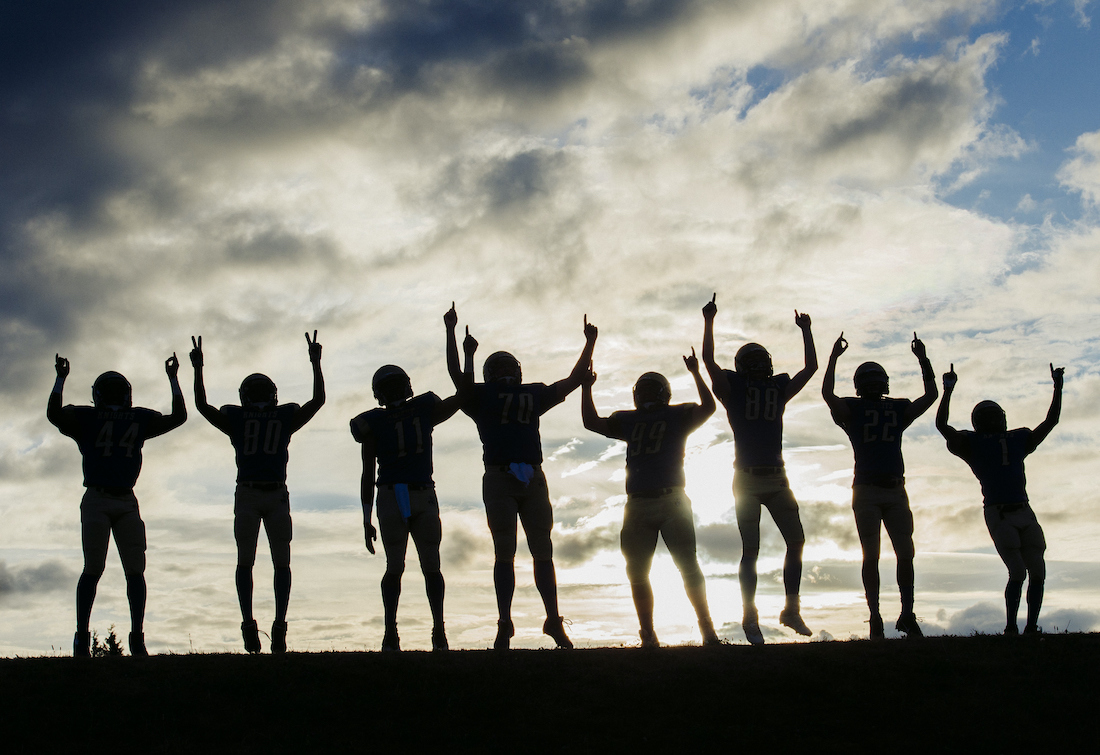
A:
<box><xmin>639</xmin><ymin>628</ymin><xmax>660</xmax><ymax>649</ymax></box>
<box><xmin>543</xmin><ymin>616</ymin><xmax>574</xmax><ymax>649</ymax></box>
<box><xmin>73</xmin><ymin>631</ymin><xmax>91</xmax><ymax>658</ymax></box>
<box><xmin>780</xmin><ymin>608</ymin><xmax>813</xmax><ymax>637</ymax></box>
<box><xmin>1023</xmin><ymin>624</ymin><xmax>1042</xmax><ymax>636</ymax></box>
<box><xmin>632</xmin><ymin>372</ymin><xmax>672</xmax><ymax>410</ymax></box>
<box><xmin>241</xmin><ymin>620</ymin><xmax>262</xmax><ymax>654</ymax></box>
<box><xmin>494</xmin><ymin>619</ymin><xmax>514</xmax><ymax>651</ymax></box>
<box><xmin>895</xmin><ymin>613</ymin><xmax>923</xmax><ymax>638</ymax></box>
<box><xmin>271</xmin><ymin>621</ymin><xmax>287</xmax><ymax>654</ymax></box>
<box><xmin>128</xmin><ymin>632</ymin><xmax>149</xmax><ymax>657</ymax></box>
<box><xmin>381</xmin><ymin>626</ymin><xmax>400</xmax><ymax>652</ymax></box>
<box><xmin>432</xmin><ymin>626</ymin><xmax>449</xmax><ymax>652</ymax></box>
<box><xmin>1004</xmin><ymin>623</ymin><xmax>1020</xmax><ymax>637</ymax></box>
<box><xmin>869</xmin><ymin>615</ymin><xmax>885</xmax><ymax>640</ymax></box>
<box><xmin>742</xmin><ymin>609</ymin><xmax>764</xmax><ymax>646</ymax></box>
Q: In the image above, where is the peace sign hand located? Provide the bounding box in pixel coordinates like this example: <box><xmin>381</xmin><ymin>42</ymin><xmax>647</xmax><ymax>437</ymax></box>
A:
<box><xmin>305</xmin><ymin>330</ymin><xmax>322</xmax><ymax>363</ymax></box>
<box><xmin>190</xmin><ymin>336</ymin><xmax>203</xmax><ymax>369</ymax></box>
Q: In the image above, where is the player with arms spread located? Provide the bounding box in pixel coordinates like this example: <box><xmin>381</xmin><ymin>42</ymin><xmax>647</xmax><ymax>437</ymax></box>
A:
<box><xmin>581</xmin><ymin>350</ymin><xmax>721</xmax><ymax>647</ymax></box>
<box><xmin>701</xmin><ymin>294</ymin><xmax>817</xmax><ymax>645</ymax></box>
<box><xmin>350</xmin><ymin>361</ymin><xmax>462</xmax><ymax>651</ymax></box>
<box><xmin>190</xmin><ymin>332</ymin><xmax>325</xmax><ymax>654</ymax></box>
<box><xmin>936</xmin><ymin>362</ymin><xmax>1063</xmax><ymax>635</ymax></box>
<box><xmin>445</xmin><ymin>304</ymin><xmax>597</xmax><ymax>650</ymax></box>
<box><xmin>48</xmin><ymin>352</ymin><xmax>187</xmax><ymax>657</ymax></box>
<box><xmin>822</xmin><ymin>332</ymin><xmax>937</xmax><ymax>639</ymax></box>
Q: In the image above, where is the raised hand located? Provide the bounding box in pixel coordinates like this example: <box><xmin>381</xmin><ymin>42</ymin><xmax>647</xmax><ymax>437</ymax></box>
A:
<box><xmin>462</xmin><ymin>325</ymin><xmax>478</xmax><ymax>355</ymax></box>
<box><xmin>584</xmin><ymin>315</ymin><xmax>598</xmax><ymax>343</ymax></box>
<box><xmin>165</xmin><ymin>353</ymin><xmax>180</xmax><ymax>378</ymax></box>
<box><xmin>911</xmin><ymin>331</ymin><xmax>927</xmax><ymax>360</ymax></box>
<box><xmin>683</xmin><ymin>346</ymin><xmax>700</xmax><ymax>373</ymax></box>
<box><xmin>942</xmin><ymin>363</ymin><xmax>957</xmax><ymax>391</ymax></box>
<box><xmin>795</xmin><ymin>310</ymin><xmax>811</xmax><ymax>330</ymax></box>
<box><xmin>702</xmin><ymin>293</ymin><xmax>717</xmax><ymax>321</ymax></box>
<box><xmin>55</xmin><ymin>354</ymin><xmax>70</xmax><ymax>378</ymax></box>
<box><xmin>1051</xmin><ymin>362</ymin><xmax>1065</xmax><ymax>389</ymax></box>
<box><xmin>444</xmin><ymin>302</ymin><xmax>458</xmax><ymax>330</ymax></box>
<box><xmin>305</xmin><ymin>330</ymin><xmax>322</xmax><ymax>363</ymax></box>
<box><xmin>581</xmin><ymin>361</ymin><xmax>597</xmax><ymax>387</ymax></box>
<box><xmin>830</xmin><ymin>333</ymin><xmax>848</xmax><ymax>359</ymax></box>
<box><xmin>190</xmin><ymin>336</ymin><xmax>203</xmax><ymax>369</ymax></box>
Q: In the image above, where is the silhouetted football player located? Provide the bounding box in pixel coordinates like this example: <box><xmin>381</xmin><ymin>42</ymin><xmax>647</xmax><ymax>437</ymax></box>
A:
<box><xmin>581</xmin><ymin>351</ymin><xmax>721</xmax><ymax>647</ymax></box>
<box><xmin>190</xmin><ymin>332</ymin><xmax>325</xmax><ymax>654</ymax></box>
<box><xmin>702</xmin><ymin>294</ymin><xmax>817</xmax><ymax>644</ymax></box>
<box><xmin>48</xmin><ymin>353</ymin><xmax>187</xmax><ymax>657</ymax></box>
<box><xmin>936</xmin><ymin>362</ymin><xmax>1063</xmax><ymax>635</ymax></box>
<box><xmin>350</xmin><ymin>362</ymin><xmax>462</xmax><ymax>651</ymax></box>
<box><xmin>822</xmin><ymin>332</ymin><xmax>937</xmax><ymax>639</ymax></box>
<box><xmin>445</xmin><ymin>304</ymin><xmax>597</xmax><ymax>650</ymax></box>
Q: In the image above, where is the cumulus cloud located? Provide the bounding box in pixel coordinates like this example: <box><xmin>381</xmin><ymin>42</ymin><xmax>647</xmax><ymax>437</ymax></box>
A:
<box><xmin>1057</xmin><ymin>129</ymin><xmax>1100</xmax><ymax>208</ymax></box>
<box><xmin>0</xmin><ymin>560</ymin><xmax>75</xmax><ymax>598</ymax></box>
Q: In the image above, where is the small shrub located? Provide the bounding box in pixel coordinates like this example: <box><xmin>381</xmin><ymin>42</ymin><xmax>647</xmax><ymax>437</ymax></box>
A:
<box><xmin>91</xmin><ymin>625</ymin><xmax>125</xmax><ymax>657</ymax></box>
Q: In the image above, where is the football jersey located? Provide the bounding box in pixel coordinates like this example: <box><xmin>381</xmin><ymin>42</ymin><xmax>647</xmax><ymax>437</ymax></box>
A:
<box><xmin>350</xmin><ymin>393</ymin><xmax>442</xmax><ymax>486</ymax></box>
<box><xmin>220</xmin><ymin>403</ymin><xmax>301</xmax><ymax>483</ymax></box>
<box><xmin>52</xmin><ymin>406</ymin><xmax>169</xmax><ymax>488</ymax></box>
<box><xmin>838</xmin><ymin>397</ymin><xmax>915</xmax><ymax>484</ymax></box>
<box><xmin>946</xmin><ymin>428</ymin><xmax>1036</xmax><ymax>506</ymax></box>
<box><xmin>606</xmin><ymin>403</ymin><xmax>698</xmax><ymax>494</ymax></box>
<box><xmin>463</xmin><ymin>382</ymin><xmax>562</xmax><ymax>465</ymax></box>
<box><xmin>721</xmin><ymin>370</ymin><xmax>792</xmax><ymax>468</ymax></box>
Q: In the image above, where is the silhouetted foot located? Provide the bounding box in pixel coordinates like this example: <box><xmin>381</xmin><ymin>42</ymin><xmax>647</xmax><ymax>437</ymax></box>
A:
<box><xmin>382</xmin><ymin>625</ymin><xmax>400</xmax><ymax>652</ymax></box>
<box><xmin>742</xmin><ymin>608</ymin><xmax>764</xmax><ymax>646</ymax></box>
<box><xmin>780</xmin><ymin>608</ymin><xmax>813</xmax><ymax>637</ymax></box>
<box><xmin>1023</xmin><ymin>624</ymin><xmax>1042</xmax><ymax>636</ymax></box>
<box><xmin>73</xmin><ymin>631</ymin><xmax>90</xmax><ymax>658</ymax></box>
<box><xmin>1004</xmin><ymin>623</ymin><xmax>1020</xmax><ymax>637</ymax></box>
<box><xmin>543</xmin><ymin>616</ymin><xmax>573</xmax><ymax>649</ymax></box>
<box><xmin>639</xmin><ymin>628</ymin><xmax>660</xmax><ymax>648</ymax></box>
<box><xmin>494</xmin><ymin>619</ymin><xmax>514</xmax><ymax>651</ymax></box>
<box><xmin>128</xmin><ymin>632</ymin><xmax>149</xmax><ymax>657</ymax></box>
<box><xmin>271</xmin><ymin>621</ymin><xmax>287</xmax><ymax>654</ymax></box>
<box><xmin>241</xmin><ymin>620</ymin><xmax>262</xmax><ymax>653</ymax></box>
<box><xmin>895</xmin><ymin>613</ymin><xmax>923</xmax><ymax>638</ymax></box>
<box><xmin>432</xmin><ymin>625</ymin><xmax>449</xmax><ymax>652</ymax></box>
<box><xmin>869</xmin><ymin>615</ymin><xmax>885</xmax><ymax>640</ymax></box>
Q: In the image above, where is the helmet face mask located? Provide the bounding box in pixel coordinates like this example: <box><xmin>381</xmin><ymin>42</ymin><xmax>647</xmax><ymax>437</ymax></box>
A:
<box><xmin>735</xmin><ymin>343</ymin><xmax>773</xmax><ymax>380</ymax></box>
<box><xmin>633</xmin><ymin>372</ymin><xmax>671</xmax><ymax>410</ymax></box>
<box><xmin>93</xmin><ymin>372</ymin><xmax>132</xmax><ymax>410</ymax></box>
<box><xmin>854</xmin><ymin>362</ymin><xmax>889</xmax><ymax>398</ymax></box>
<box><xmin>483</xmin><ymin>352</ymin><xmax>522</xmax><ymax>385</ymax></box>
<box><xmin>373</xmin><ymin>365</ymin><xmax>413</xmax><ymax>407</ymax></box>
<box><xmin>240</xmin><ymin>374</ymin><xmax>277</xmax><ymax>410</ymax></box>
<box><xmin>971</xmin><ymin>401</ymin><xmax>1007</xmax><ymax>433</ymax></box>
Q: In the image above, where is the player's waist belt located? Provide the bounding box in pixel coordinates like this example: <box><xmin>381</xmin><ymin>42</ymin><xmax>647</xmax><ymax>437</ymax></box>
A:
<box><xmin>989</xmin><ymin>502</ymin><xmax>1026</xmax><ymax>512</ymax></box>
<box><xmin>239</xmin><ymin>481</ymin><xmax>284</xmax><ymax>491</ymax></box>
<box><xmin>89</xmin><ymin>486</ymin><xmax>133</xmax><ymax>496</ymax></box>
<box><xmin>488</xmin><ymin>464</ymin><xmax>543</xmax><ymax>473</ymax></box>
<box><xmin>378</xmin><ymin>483</ymin><xmax>434</xmax><ymax>491</ymax></box>
<box><xmin>858</xmin><ymin>475</ymin><xmax>905</xmax><ymax>489</ymax></box>
<box><xmin>630</xmin><ymin>487</ymin><xmax>680</xmax><ymax>499</ymax></box>
<box><xmin>738</xmin><ymin>466</ymin><xmax>785</xmax><ymax>476</ymax></box>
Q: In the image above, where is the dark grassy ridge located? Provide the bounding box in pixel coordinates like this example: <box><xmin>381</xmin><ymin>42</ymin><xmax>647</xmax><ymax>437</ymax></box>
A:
<box><xmin>2</xmin><ymin>634</ymin><xmax>1094</xmax><ymax>753</ymax></box>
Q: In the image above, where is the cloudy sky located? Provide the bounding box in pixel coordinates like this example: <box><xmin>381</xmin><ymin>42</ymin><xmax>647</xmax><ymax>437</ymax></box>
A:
<box><xmin>3</xmin><ymin>0</ymin><xmax>1099</xmax><ymax>655</ymax></box>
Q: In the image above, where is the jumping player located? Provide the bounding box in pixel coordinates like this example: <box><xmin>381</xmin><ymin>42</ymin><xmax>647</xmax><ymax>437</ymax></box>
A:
<box><xmin>822</xmin><ymin>332</ymin><xmax>937</xmax><ymax>639</ymax></box>
<box><xmin>350</xmin><ymin>363</ymin><xmax>462</xmax><ymax>651</ymax></box>
<box><xmin>936</xmin><ymin>362</ymin><xmax>1063</xmax><ymax>635</ymax></box>
<box><xmin>49</xmin><ymin>352</ymin><xmax>187</xmax><ymax>657</ymax></box>
<box><xmin>190</xmin><ymin>332</ymin><xmax>325</xmax><ymax>654</ymax></box>
<box><xmin>701</xmin><ymin>294</ymin><xmax>817</xmax><ymax>645</ymax></box>
<box><xmin>445</xmin><ymin>304</ymin><xmax>597</xmax><ymax>650</ymax></box>
<box><xmin>581</xmin><ymin>351</ymin><xmax>721</xmax><ymax>647</ymax></box>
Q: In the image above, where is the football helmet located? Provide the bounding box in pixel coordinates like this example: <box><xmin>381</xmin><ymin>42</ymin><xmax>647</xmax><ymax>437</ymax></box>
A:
<box><xmin>372</xmin><ymin>365</ymin><xmax>413</xmax><ymax>407</ymax></box>
<box><xmin>633</xmin><ymin>372</ymin><xmax>671</xmax><ymax>410</ymax></box>
<box><xmin>854</xmin><ymin>362</ymin><xmax>889</xmax><ymax>397</ymax></box>
<box><xmin>483</xmin><ymin>351</ymin><xmax>522</xmax><ymax>384</ymax></box>
<box><xmin>735</xmin><ymin>343</ymin><xmax>773</xmax><ymax>379</ymax></box>
<box><xmin>239</xmin><ymin>373</ymin><xmax>277</xmax><ymax>409</ymax></box>
<box><xmin>971</xmin><ymin>400</ymin><xmax>1007</xmax><ymax>433</ymax></box>
<box><xmin>92</xmin><ymin>372</ymin><xmax>132</xmax><ymax>409</ymax></box>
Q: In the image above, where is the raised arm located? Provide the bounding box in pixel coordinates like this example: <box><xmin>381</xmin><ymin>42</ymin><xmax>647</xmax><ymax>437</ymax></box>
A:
<box><xmin>686</xmin><ymin>347</ymin><xmax>715</xmax><ymax>427</ymax></box>
<box><xmin>904</xmin><ymin>332</ymin><xmax>938</xmax><ymax>423</ymax></box>
<box><xmin>822</xmin><ymin>332</ymin><xmax>850</xmax><ymax>425</ymax></box>
<box><xmin>289</xmin><ymin>330</ymin><xmax>325</xmax><ymax>432</ymax></box>
<box><xmin>359</xmin><ymin>438</ymin><xmax>378</xmax><ymax>554</ymax></box>
<box><xmin>580</xmin><ymin>363</ymin><xmax>612</xmax><ymax>437</ymax></box>
<box><xmin>785</xmin><ymin>310</ymin><xmax>818</xmax><ymax>400</ymax></box>
<box><xmin>444</xmin><ymin>303</ymin><xmax>464</xmax><ymax>389</ymax></box>
<box><xmin>47</xmin><ymin>354</ymin><xmax>71</xmax><ymax>430</ymax></box>
<box><xmin>190</xmin><ymin>336</ymin><xmax>231</xmax><ymax>433</ymax></box>
<box><xmin>432</xmin><ymin>392</ymin><xmax>464</xmax><ymax>424</ymax></box>
<box><xmin>148</xmin><ymin>353</ymin><xmax>187</xmax><ymax>437</ymax></box>
<box><xmin>1030</xmin><ymin>363</ymin><xmax>1064</xmax><ymax>447</ymax></box>
<box><xmin>701</xmin><ymin>293</ymin><xmax>730</xmax><ymax>403</ymax></box>
<box><xmin>551</xmin><ymin>316</ymin><xmax>599</xmax><ymax>402</ymax></box>
<box><xmin>935</xmin><ymin>363</ymin><xmax>959</xmax><ymax>439</ymax></box>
